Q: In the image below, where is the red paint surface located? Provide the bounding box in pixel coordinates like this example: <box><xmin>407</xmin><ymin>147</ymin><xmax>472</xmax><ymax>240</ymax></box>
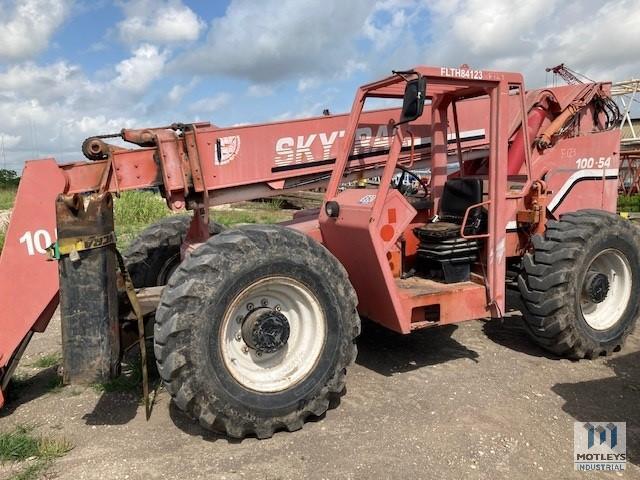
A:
<box><xmin>0</xmin><ymin>160</ymin><xmax>64</xmax><ymax>374</ymax></box>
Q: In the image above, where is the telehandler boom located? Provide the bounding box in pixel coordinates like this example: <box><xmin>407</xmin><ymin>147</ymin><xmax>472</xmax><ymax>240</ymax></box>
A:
<box><xmin>0</xmin><ymin>65</ymin><xmax>635</xmax><ymax>439</ymax></box>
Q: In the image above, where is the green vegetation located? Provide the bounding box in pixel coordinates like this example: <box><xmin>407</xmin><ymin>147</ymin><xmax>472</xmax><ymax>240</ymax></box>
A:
<box><xmin>0</xmin><ymin>424</ymin><xmax>72</xmax><ymax>480</ymax></box>
<box><xmin>114</xmin><ymin>190</ymin><xmax>168</xmax><ymax>225</ymax></box>
<box><xmin>618</xmin><ymin>194</ymin><xmax>640</xmax><ymax>212</ymax></box>
<box><xmin>213</xmin><ymin>208</ymin><xmax>291</xmax><ymax>226</ymax></box>
<box><xmin>0</xmin><ymin>229</ymin><xmax>5</xmax><ymax>255</ymax></box>
<box><xmin>114</xmin><ymin>191</ymin><xmax>170</xmax><ymax>248</ymax></box>
<box><xmin>91</xmin><ymin>360</ymin><xmax>144</xmax><ymax>394</ymax></box>
<box><xmin>260</xmin><ymin>198</ymin><xmax>285</xmax><ymax>210</ymax></box>
<box><xmin>0</xmin><ymin>188</ymin><xmax>16</xmax><ymax>210</ymax></box>
<box><xmin>0</xmin><ymin>168</ymin><xmax>19</xmax><ymax>212</ymax></box>
<box><xmin>0</xmin><ymin>425</ymin><xmax>41</xmax><ymax>462</ymax></box>
<box><xmin>112</xmin><ymin>190</ymin><xmax>292</xmax><ymax>248</ymax></box>
<box><xmin>30</xmin><ymin>353</ymin><xmax>61</xmax><ymax>369</ymax></box>
<box><xmin>0</xmin><ymin>169</ymin><xmax>19</xmax><ymax>188</ymax></box>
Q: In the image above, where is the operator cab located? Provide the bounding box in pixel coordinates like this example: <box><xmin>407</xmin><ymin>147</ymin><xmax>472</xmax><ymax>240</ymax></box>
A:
<box><xmin>319</xmin><ymin>66</ymin><xmax>528</xmax><ymax>333</ymax></box>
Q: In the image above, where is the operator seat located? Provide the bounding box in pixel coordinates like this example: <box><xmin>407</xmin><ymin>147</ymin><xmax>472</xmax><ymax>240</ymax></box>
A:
<box><xmin>413</xmin><ymin>178</ymin><xmax>486</xmax><ymax>283</ymax></box>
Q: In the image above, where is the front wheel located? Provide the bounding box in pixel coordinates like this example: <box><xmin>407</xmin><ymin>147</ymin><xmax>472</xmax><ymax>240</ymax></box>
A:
<box><xmin>155</xmin><ymin>225</ymin><xmax>360</xmax><ymax>438</ymax></box>
<box><xmin>518</xmin><ymin>210</ymin><xmax>640</xmax><ymax>359</ymax></box>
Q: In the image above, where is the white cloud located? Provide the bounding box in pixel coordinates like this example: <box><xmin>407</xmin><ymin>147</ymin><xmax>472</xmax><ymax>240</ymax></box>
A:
<box><xmin>117</xmin><ymin>0</ymin><xmax>204</xmax><ymax>45</ymax></box>
<box><xmin>0</xmin><ymin>133</ymin><xmax>21</xmax><ymax>149</ymax></box>
<box><xmin>2</xmin><ymin>0</ymin><xmax>640</xmax><ymax>173</ymax></box>
<box><xmin>167</xmin><ymin>78</ymin><xmax>199</xmax><ymax>104</ymax></box>
<box><xmin>0</xmin><ymin>59</ymin><xmax>147</xmax><ymax>168</ymax></box>
<box><xmin>168</xmin><ymin>84</ymin><xmax>187</xmax><ymax>103</ymax></box>
<box><xmin>0</xmin><ymin>50</ymin><xmax>231</xmax><ymax>169</ymax></box>
<box><xmin>363</xmin><ymin>3</ymin><xmax>412</xmax><ymax>50</ymax></box>
<box><xmin>297</xmin><ymin>77</ymin><xmax>321</xmax><ymax>93</ymax></box>
<box><xmin>549</xmin><ymin>0</ymin><xmax>640</xmax><ymax>80</ymax></box>
<box><xmin>177</xmin><ymin>0</ymin><xmax>374</xmax><ymax>82</ymax></box>
<box><xmin>247</xmin><ymin>84</ymin><xmax>275</xmax><ymax>97</ymax></box>
<box><xmin>0</xmin><ymin>0</ymin><xmax>70</xmax><ymax>61</ymax></box>
<box><xmin>113</xmin><ymin>44</ymin><xmax>168</xmax><ymax>93</ymax></box>
<box><xmin>188</xmin><ymin>93</ymin><xmax>230</xmax><ymax>113</ymax></box>
<box><xmin>423</xmin><ymin>0</ymin><xmax>640</xmax><ymax>86</ymax></box>
<box><xmin>0</xmin><ymin>61</ymin><xmax>94</xmax><ymax>105</ymax></box>
<box><xmin>61</xmin><ymin>115</ymin><xmax>137</xmax><ymax>137</ymax></box>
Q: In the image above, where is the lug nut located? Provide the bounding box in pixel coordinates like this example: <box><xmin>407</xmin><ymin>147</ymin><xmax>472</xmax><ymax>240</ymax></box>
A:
<box><xmin>275</xmin><ymin>305</ymin><xmax>281</xmax><ymax>311</ymax></box>
<box><xmin>256</xmin><ymin>351</ymin><xmax>262</xmax><ymax>357</ymax></box>
<box><xmin>242</xmin><ymin>346</ymin><xmax>249</xmax><ymax>353</ymax></box>
<box><xmin>236</xmin><ymin>315</ymin><xmax>243</xmax><ymax>324</ymax></box>
<box><xmin>247</xmin><ymin>302</ymin><xmax>254</xmax><ymax>311</ymax></box>
<box><xmin>235</xmin><ymin>333</ymin><xmax>242</xmax><ymax>342</ymax></box>
<box><xmin>261</xmin><ymin>298</ymin><xmax>268</xmax><ymax>306</ymax></box>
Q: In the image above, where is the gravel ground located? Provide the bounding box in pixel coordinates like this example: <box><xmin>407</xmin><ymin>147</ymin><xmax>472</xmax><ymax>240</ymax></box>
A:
<box><xmin>1</xmin><ymin>311</ymin><xmax>638</xmax><ymax>480</ymax></box>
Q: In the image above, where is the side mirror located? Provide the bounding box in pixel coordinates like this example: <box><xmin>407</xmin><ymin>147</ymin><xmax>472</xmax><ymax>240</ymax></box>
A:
<box><xmin>399</xmin><ymin>76</ymin><xmax>427</xmax><ymax>124</ymax></box>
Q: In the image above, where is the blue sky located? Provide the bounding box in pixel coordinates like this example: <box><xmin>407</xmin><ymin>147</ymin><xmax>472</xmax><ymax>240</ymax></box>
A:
<box><xmin>1</xmin><ymin>0</ymin><xmax>639</xmax><ymax>170</ymax></box>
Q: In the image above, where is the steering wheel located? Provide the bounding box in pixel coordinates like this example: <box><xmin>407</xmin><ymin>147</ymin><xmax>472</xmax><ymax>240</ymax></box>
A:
<box><xmin>394</xmin><ymin>166</ymin><xmax>429</xmax><ymax>197</ymax></box>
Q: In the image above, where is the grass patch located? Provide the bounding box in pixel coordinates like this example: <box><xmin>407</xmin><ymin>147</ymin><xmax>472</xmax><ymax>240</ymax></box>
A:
<box><xmin>114</xmin><ymin>190</ymin><xmax>168</xmax><ymax>225</ymax></box>
<box><xmin>0</xmin><ymin>229</ymin><xmax>5</xmax><ymax>256</ymax></box>
<box><xmin>0</xmin><ymin>188</ymin><xmax>16</xmax><ymax>210</ymax></box>
<box><xmin>0</xmin><ymin>424</ymin><xmax>72</xmax><ymax>480</ymax></box>
<box><xmin>0</xmin><ymin>425</ymin><xmax>41</xmax><ymax>462</ymax></box>
<box><xmin>257</xmin><ymin>198</ymin><xmax>285</xmax><ymax>210</ymax></box>
<box><xmin>30</xmin><ymin>353</ymin><xmax>61</xmax><ymax>369</ymax></box>
<box><xmin>114</xmin><ymin>191</ymin><xmax>170</xmax><ymax>249</ymax></box>
<box><xmin>91</xmin><ymin>361</ymin><xmax>143</xmax><ymax>394</ymax></box>
<box><xmin>112</xmin><ymin>192</ymin><xmax>292</xmax><ymax>248</ymax></box>
<box><xmin>213</xmin><ymin>208</ymin><xmax>291</xmax><ymax>226</ymax></box>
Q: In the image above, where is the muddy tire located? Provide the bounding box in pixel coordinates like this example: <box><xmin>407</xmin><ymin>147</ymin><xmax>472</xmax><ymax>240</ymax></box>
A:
<box><xmin>124</xmin><ymin>216</ymin><xmax>224</xmax><ymax>288</ymax></box>
<box><xmin>155</xmin><ymin>224</ymin><xmax>360</xmax><ymax>438</ymax></box>
<box><xmin>518</xmin><ymin>210</ymin><xmax>640</xmax><ymax>359</ymax></box>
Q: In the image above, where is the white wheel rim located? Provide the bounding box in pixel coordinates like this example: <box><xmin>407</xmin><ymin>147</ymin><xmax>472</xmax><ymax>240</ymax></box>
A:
<box><xmin>220</xmin><ymin>276</ymin><xmax>326</xmax><ymax>393</ymax></box>
<box><xmin>580</xmin><ymin>249</ymin><xmax>632</xmax><ymax>330</ymax></box>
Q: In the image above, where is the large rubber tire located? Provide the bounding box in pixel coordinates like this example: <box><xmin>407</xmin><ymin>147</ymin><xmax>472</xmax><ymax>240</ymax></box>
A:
<box><xmin>518</xmin><ymin>210</ymin><xmax>640</xmax><ymax>359</ymax></box>
<box><xmin>154</xmin><ymin>224</ymin><xmax>360</xmax><ymax>438</ymax></box>
<box><xmin>124</xmin><ymin>215</ymin><xmax>224</xmax><ymax>288</ymax></box>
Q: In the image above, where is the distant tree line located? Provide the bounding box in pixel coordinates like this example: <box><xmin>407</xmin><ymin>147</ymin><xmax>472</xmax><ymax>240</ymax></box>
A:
<box><xmin>0</xmin><ymin>169</ymin><xmax>19</xmax><ymax>187</ymax></box>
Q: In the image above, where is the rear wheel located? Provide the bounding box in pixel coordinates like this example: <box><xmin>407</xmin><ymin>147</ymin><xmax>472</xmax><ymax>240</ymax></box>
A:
<box><xmin>518</xmin><ymin>210</ymin><xmax>640</xmax><ymax>358</ymax></box>
<box><xmin>155</xmin><ymin>225</ymin><xmax>360</xmax><ymax>438</ymax></box>
<box><xmin>124</xmin><ymin>215</ymin><xmax>224</xmax><ymax>288</ymax></box>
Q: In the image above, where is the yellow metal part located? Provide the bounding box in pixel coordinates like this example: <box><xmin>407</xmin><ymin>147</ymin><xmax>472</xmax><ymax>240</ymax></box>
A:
<box><xmin>47</xmin><ymin>232</ymin><xmax>116</xmax><ymax>262</ymax></box>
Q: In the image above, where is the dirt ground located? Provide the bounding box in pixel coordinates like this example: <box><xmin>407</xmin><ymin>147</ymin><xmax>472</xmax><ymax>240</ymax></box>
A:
<box><xmin>1</xmin><ymin>310</ymin><xmax>638</xmax><ymax>480</ymax></box>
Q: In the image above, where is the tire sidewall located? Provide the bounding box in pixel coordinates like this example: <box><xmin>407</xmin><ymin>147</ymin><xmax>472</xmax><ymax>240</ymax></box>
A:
<box><xmin>194</xmin><ymin>258</ymin><xmax>345</xmax><ymax>419</ymax></box>
<box><xmin>571</xmin><ymin>229</ymin><xmax>640</xmax><ymax>345</ymax></box>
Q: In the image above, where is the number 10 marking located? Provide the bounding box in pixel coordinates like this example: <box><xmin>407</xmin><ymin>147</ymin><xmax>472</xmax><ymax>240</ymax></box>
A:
<box><xmin>19</xmin><ymin>230</ymin><xmax>53</xmax><ymax>256</ymax></box>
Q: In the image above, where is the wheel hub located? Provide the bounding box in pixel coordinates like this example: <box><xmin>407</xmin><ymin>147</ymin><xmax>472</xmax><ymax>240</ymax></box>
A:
<box><xmin>242</xmin><ymin>308</ymin><xmax>290</xmax><ymax>354</ymax></box>
<box><xmin>583</xmin><ymin>271</ymin><xmax>610</xmax><ymax>304</ymax></box>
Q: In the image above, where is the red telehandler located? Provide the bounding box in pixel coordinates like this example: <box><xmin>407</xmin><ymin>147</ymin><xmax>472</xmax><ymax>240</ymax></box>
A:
<box><xmin>0</xmin><ymin>65</ymin><xmax>636</xmax><ymax>439</ymax></box>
